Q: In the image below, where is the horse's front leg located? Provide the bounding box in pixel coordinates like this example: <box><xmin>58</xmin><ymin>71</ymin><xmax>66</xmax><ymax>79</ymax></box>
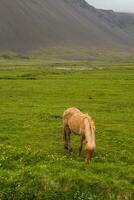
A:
<box><xmin>77</xmin><ymin>136</ymin><xmax>84</xmax><ymax>159</ymax></box>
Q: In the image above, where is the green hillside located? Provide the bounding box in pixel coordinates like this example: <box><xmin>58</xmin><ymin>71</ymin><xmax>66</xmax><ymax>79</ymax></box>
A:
<box><xmin>0</xmin><ymin>58</ymin><xmax>134</xmax><ymax>199</ymax></box>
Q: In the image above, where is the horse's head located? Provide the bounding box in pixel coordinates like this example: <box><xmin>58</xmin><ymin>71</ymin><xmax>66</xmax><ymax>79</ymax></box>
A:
<box><xmin>85</xmin><ymin>148</ymin><xmax>94</xmax><ymax>163</ymax></box>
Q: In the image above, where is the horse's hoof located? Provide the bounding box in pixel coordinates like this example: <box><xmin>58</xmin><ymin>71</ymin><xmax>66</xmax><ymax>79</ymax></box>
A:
<box><xmin>85</xmin><ymin>159</ymin><xmax>91</xmax><ymax>164</ymax></box>
<box><xmin>69</xmin><ymin>148</ymin><xmax>73</xmax><ymax>152</ymax></box>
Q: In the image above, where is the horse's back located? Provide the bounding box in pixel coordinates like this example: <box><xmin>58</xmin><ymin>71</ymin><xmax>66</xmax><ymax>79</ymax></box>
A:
<box><xmin>63</xmin><ymin>107</ymin><xmax>81</xmax><ymax>126</ymax></box>
<box><xmin>63</xmin><ymin>107</ymin><xmax>80</xmax><ymax>119</ymax></box>
<box><xmin>63</xmin><ymin>107</ymin><xmax>87</xmax><ymax>134</ymax></box>
<box><xmin>63</xmin><ymin>107</ymin><xmax>80</xmax><ymax>116</ymax></box>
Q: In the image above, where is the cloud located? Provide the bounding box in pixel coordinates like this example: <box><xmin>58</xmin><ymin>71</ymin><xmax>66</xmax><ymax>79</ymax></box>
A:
<box><xmin>87</xmin><ymin>0</ymin><xmax>134</xmax><ymax>13</ymax></box>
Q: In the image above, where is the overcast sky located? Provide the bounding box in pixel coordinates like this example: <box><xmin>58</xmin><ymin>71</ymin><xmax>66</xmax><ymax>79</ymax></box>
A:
<box><xmin>87</xmin><ymin>0</ymin><xmax>134</xmax><ymax>13</ymax></box>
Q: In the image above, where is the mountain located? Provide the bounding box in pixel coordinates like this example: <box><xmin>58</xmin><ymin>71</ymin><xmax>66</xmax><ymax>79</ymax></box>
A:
<box><xmin>96</xmin><ymin>9</ymin><xmax>134</xmax><ymax>37</ymax></box>
<box><xmin>0</xmin><ymin>0</ymin><xmax>134</xmax><ymax>52</ymax></box>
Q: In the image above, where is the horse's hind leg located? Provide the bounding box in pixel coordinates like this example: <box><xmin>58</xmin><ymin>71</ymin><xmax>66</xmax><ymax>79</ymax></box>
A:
<box><xmin>67</xmin><ymin>130</ymin><xmax>72</xmax><ymax>154</ymax></box>
<box><xmin>64</xmin><ymin>126</ymin><xmax>71</xmax><ymax>150</ymax></box>
<box><xmin>64</xmin><ymin>126</ymin><xmax>68</xmax><ymax>149</ymax></box>
<box><xmin>64</xmin><ymin>125</ymin><xmax>72</xmax><ymax>153</ymax></box>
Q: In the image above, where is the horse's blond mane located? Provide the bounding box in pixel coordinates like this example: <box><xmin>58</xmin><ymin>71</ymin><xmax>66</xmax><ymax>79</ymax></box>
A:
<box><xmin>84</xmin><ymin>113</ymin><xmax>95</xmax><ymax>130</ymax></box>
<box><xmin>83</xmin><ymin>113</ymin><xmax>92</xmax><ymax>121</ymax></box>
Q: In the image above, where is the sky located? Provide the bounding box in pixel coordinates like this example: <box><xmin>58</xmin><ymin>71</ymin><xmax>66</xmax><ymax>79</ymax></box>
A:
<box><xmin>86</xmin><ymin>0</ymin><xmax>134</xmax><ymax>13</ymax></box>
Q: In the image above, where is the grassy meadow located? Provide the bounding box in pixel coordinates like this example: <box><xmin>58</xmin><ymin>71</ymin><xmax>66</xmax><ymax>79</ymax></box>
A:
<box><xmin>0</xmin><ymin>53</ymin><xmax>134</xmax><ymax>199</ymax></box>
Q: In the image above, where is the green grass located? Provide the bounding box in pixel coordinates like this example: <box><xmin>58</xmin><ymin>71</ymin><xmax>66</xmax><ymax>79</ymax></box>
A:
<box><xmin>0</xmin><ymin>59</ymin><xmax>134</xmax><ymax>199</ymax></box>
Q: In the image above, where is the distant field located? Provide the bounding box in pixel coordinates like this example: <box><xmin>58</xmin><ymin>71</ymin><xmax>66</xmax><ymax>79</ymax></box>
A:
<box><xmin>0</xmin><ymin>58</ymin><xmax>134</xmax><ymax>199</ymax></box>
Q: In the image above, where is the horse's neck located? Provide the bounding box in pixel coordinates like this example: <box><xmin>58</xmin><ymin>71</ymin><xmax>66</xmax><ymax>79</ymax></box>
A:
<box><xmin>84</xmin><ymin>118</ymin><xmax>95</xmax><ymax>146</ymax></box>
<box><xmin>84</xmin><ymin>118</ymin><xmax>92</xmax><ymax>142</ymax></box>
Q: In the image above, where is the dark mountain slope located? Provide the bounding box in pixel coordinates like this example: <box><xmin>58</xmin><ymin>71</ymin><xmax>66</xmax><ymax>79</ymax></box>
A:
<box><xmin>0</xmin><ymin>0</ymin><xmax>134</xmax><ymax>52</ymax></box>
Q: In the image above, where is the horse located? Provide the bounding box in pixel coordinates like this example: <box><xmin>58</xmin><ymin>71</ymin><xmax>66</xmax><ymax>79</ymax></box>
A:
<box><xmin>63</xmin><ymin>107</ymin><xmax>96</xmax><ymax>162</ymax></box>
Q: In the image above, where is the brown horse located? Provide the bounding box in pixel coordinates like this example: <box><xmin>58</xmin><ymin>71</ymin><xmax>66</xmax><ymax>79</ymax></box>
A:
<box><xmin>63</xmin><ymin>107</ymin><xmax>96</xmax><ymax>162</ymax></box>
